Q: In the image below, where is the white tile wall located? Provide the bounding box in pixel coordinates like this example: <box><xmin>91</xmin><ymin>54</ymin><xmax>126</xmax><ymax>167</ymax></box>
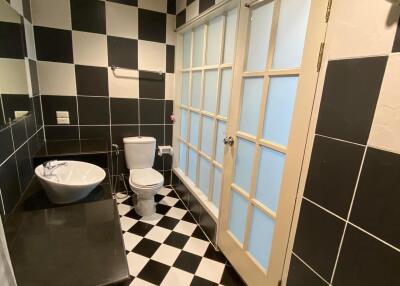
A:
<box><xmin>138</xmin><ymin>40</ymin><xmax>166</xmax><ymax>72</ymax></box>
<box><xmin>72</xmin><ymin>31</ymin><xmax>108</xmax><ymax>67</ymax></box>
<box><xmin>37</xmin><ymin>61</ymin><xmax>76</xmax><ymax>96</ymax></box>
<box><xmin>138</xmin><ymin>0</ymin><xmax>167</xmax><ymax>13</ymax></box>
<box><xmin>108</xmin><ymin>67</ymin><xmax>139</xmax><ymax>98</ymax></box>
<box><xmin>31</xmin><ymin>0</ymin><xmax>72</xmax><ymax>30</ymax></box>
<box><xmin>24</xmin><ymin>20</ymin><xmax>36</xmax><ymax>60</ymax></box>
<box><xmin>186</xmin><ymin>0</ymin><xmax>200</xmax><ymax>22</ymax></box>
<box><xmin>106</xmin><ymin>2</ymin><xmax>138</xmax><ymax>39</ymax></box>
<box><xmin>0</xmin><ymin>58</ymin><xmax>29</xmax><ymax>94</ymax></box>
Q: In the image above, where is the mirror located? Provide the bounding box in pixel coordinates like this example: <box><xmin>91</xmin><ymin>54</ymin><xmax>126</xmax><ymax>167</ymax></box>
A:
<box><xmin>0</xmin><ymin>0</ymin><xmax>33</xmax><ymax>127</ymax></box>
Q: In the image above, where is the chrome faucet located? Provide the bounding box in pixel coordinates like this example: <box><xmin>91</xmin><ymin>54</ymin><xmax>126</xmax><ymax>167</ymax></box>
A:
<box><xmin>42</xmin><ymin>160</ymin><xmax>68</xmax><ymax>177</ymax></box>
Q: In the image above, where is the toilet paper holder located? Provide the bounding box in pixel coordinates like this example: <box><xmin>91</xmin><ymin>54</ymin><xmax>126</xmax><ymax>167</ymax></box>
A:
<box><xmin>157</xmin><ymin>145</ymin><xmax>174</xmax><ymax>156</ymax></box>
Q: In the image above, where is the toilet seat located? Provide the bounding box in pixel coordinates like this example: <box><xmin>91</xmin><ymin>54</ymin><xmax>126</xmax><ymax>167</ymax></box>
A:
<box><xmin>129</xmin><ymin>168</ymin><xmax>164</xmax><ymax>189</ymax></box>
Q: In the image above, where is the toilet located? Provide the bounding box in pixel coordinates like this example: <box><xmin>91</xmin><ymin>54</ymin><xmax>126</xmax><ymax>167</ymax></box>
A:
<box><xmin>123</xmin><ymin>136</ymin><xmax>164</xmax><ymax>216</ymax></box>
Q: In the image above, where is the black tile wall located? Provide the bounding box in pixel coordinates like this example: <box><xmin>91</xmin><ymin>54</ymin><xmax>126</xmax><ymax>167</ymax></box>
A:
<box><xmin>77</xmin><ymin>96</ymin><xmax>109</xmax><ymax>125</ymax></box>
<box><xmin>1</xmin><ymin>94</ymin><xmax>30</xmax><ymax>122</ymax></box>
<box><xmin>75</xmin><ymin>65</ymin><xmax>108</xmax><ymax>97</ymax></box>
<box><xmin>199</xmin><ymin>0</ymin><xmax>216</xmax><ymax>14</ymax></box>
<box><xmin>12</xmin><ymin>119</ymin><xmax>28</xmax><ymax>150</ymax></box>
<box><xmin>79</xmin><ymin>126</ymin><xmax>110</xmax><ymax>141</ymax></box>
<box><xmin>0</xmin><ymin>155</ymin><xmax>21</xmax><ymax>214</ymax></box>
<box><xmin>70</xmin><ymin>0</ymin><xmax>106</xmax><ymax>34</ymax></box>
<box><xmin>166</xmin><ymin>45</ymin><xmax>175</xmax><ymax>73</ymax></box>
<box><xmin>107</xmin><ymin>36</ymin><xmax>138</xmax><ymax>69</ymax></box>
<box><xmin>0</xmin><ymin>128</ymin><xmax>14</xmax><ymax>163</ymax></box>
<box><xmin>139</xmin><ymin>72</ymin><xmax>166</xmax><ymax>99</ymax></box>
<box><xmin>0</xmin><ymin>21</ymin><xmax>25</xmax><ymax>59</ymax></box>
<box><xmin>176</xmin><ymin>0</ymin><xmax>220</xmax><ymax>28</ymax></box>
<box><xmin>109</xmin><ymin>0</ymin><xmax>137</xmax><ymax>6</ymax></box>
<box><xmin>45</xmin><ymin>126</ymin><xmax>79</xmax><ymax>141</ymax></box>
<box><xmin>111</xmin><ymin>98</ymin><xmax>139</xmax><ymax>125</ymax></box>
<box><xmin>140</xmin><ymin>100</ymin><xmax>164</xmax><ymax>124</ymax></box>
<box><xmin>34</xmin><ymin>26</ymin><xmax>73</xmax><ymax>63</ymax></box>
<box><xmin>167</xmin><ymin>0</ymin><xmax>176</xmax><ymax>14</ymax></box>
<box><xmin>287</xmin><ymin>255</ymin><xmax>327</xmax><ymax>286</ymax></box>
<box><xmin>15</xmin><ymin>143</ymin><xmax>34</xmax><ymax>193</ymax></box>
<box><xmin>138</xmin><ymin>9</ymin><xmax>166</xmax><ymax>43</ymax></box>
<box><xmin>42</xmin><ymin>95</ymin><xmax>78</xmax><ymax>125</ymax></box>
<box><xmin>176</xmin><ymin>10</ymin><xmax>186</xmax><ymax>28</ymax></box>
<box><xmin>393</xmin><ymin>18</ymin><xmax>400</xmax><ymax>53</ymax></box>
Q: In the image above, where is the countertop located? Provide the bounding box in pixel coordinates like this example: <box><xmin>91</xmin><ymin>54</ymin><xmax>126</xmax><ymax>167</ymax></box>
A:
<box><xmin>4</xmin><ymin>177</ymin><xmax>130</xmax><ymax>286</ymax></box>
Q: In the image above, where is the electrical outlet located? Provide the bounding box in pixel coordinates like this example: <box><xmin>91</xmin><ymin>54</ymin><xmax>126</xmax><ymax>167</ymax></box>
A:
<box><xmin>56</xmin><ymin>111</ymin><xmax>69</xmax><ymax>118</ymax></box>
<box><xmin>57</xmin><ymin>117</ymin><xmax>70</xmax><ymax>125</ymax></box>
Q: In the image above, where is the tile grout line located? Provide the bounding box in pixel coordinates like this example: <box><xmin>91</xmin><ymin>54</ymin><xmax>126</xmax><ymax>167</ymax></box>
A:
<box><xmin>292</xmin><ymin>252</ymin><xmax>331</xmax><ymax>285</ymax></box>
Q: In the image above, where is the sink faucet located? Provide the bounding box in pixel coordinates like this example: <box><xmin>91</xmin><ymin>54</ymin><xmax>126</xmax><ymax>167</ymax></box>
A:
<box><xmin>42</xmin><ymin>160</ymin><xmax>68</xmax><ymax>177</ymax></box>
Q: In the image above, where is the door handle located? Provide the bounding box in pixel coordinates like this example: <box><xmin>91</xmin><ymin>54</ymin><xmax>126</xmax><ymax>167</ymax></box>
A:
<box><xmin>223</xmin><ymin>136</ymin><xmax>234</xmax><ymax>146</ymax></box>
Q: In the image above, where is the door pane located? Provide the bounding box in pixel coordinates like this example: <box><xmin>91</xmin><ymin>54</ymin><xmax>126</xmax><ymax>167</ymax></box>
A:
<box><xmin>203</xmin><ymin>69</ymin><xmax>218</xmax><ymax>113</ymax></box>
<box><xmin>212</xmin><ymin>167</ymin><xmax>222</xmax><ymax>208</ymax></box>
<box><xmin>179</xmin><ymin>142</ymin><xmax>187</xmax><ymax>172</ymax></box>
<box><xmin>239</xmin><ymin>78</ymin><xmax>264</xmax><ymax>136</ymax></box>
<box><xmin>201</xmin><ymin>116</ymin><xmax>215</xmax><ymax>156</ymax></box>
<box><xmin>191</xmin><ymin>71</ymin><xmax>202</xmax><ymax>108</ymax></box>
<box><xmin>180</xmin><ymin>109</ymin><xmax>187</xmax><ymax>140</ymax></box>
<box><xmin>189</xmin><ymin>112</ymin><xmax>200</xmax><ymax>147</ymax></box>
<box><xmin>193</xmin><ymin>25</ymin><xmax>205</xmax><ymax>67</ymax></box>
<box><xmin>183</xmin><ymin>32</ymin><xmax>191</xmax><ymax>69</ymax></box>
<box><xmin>234</xmin><ymin>138</ymin><xmax>255</xmax><ymax>192</ymax></box>
<box><xmin>255</xmin><ymin>147</ymin><xmax>285</xmax><ymax>212</ymax></box>
<box><xmin>215</xmin><ymin>120</ymin><xmax>226</xmax><ymax>164</ymax></box>
<box><xmin>218</xmin><ymin>69</ymin><xmax>232</xmax><ymax>117</ymax></box>
<box><xmin>181</xmin><ymin>72</ymin><xmax>189</xmax><ymax>105</ymax></box>
<box><xmin>199</xmin><ymin>157</ymin><xmax>211</xmax><ymax>196</ymax></box>
<box><xmin>188</xmin><ymin>148</ymin><xmax>198</xmax><ymax>183</ymax></box>
<box><xmin>223</xmin><ymin>9</ymin><xmax>237</xmax><ymax>64</ymax></box>
<box><xmin>229</xmin><ymin>190</ymin><xmax>248</xmax><ymax>243</ymax></box>
<box><xmin>262</xmin><ymin>76</ymin><xmax>298</xmax><ymax>147</ymax></box>
<box><xmin>248</xmin><ymin>207</ymin><xmax>275</xmax><ymax>269</ymax></box>
<box><xmin>206</xmin><ymin>16</ymin><xmax>223</xmax><ymax>65</ymax></box>
<box><xmin>272</xmin><ymin>0</ymin><xmax>311</xmax><ymax>69</ymax></box>
<box><xmin>245</xmin><ymin>1</ymin><xmax>274</xmax><ymax>71</ymax></box>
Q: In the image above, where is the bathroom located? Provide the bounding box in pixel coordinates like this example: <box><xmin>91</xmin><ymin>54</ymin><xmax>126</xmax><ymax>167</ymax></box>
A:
<box><xmin>1</xmin><ymin>0</ymin><xmax>400</xmax><ymax>285</ymax></box>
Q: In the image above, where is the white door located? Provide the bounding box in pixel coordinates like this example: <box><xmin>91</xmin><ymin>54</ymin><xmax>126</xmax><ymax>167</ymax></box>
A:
<box><xmin>218</xmin><ymin>0</ymin><xmax>329</xmax><ymax>285</ymax></box>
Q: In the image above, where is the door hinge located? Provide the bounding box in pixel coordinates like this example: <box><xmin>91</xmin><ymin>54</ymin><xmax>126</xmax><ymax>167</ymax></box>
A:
<box><xmin>278</xmin><ymin>280</ymin><xmax>282</xmax><ymax>286</ymax></box>
<box><xmin>326</xmin><ymin>0</ymin><xmax>333</xmax><ymax>22</ymax></box>
<box><xmin>317</xmin><ymin>42</ymin><xmax>325</xmax><ymax>72</ymax></box>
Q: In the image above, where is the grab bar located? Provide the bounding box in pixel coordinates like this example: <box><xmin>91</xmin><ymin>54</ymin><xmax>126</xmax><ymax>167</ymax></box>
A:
<box><xmin>110</xmin><ymin>65</ymin><xmax>164</xmax><ymax>76</ymax></box>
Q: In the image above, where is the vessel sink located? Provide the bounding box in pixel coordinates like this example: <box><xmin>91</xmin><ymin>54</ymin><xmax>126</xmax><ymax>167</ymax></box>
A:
<box><xmin>35</xmin><ymin>161</ymin><xmax>106</xmax><ymax>204</ymax></box>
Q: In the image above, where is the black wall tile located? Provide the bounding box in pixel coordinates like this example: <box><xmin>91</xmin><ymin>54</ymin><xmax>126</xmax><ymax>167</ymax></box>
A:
<box><xmin>199</xmin><ymin>210</ymin><xmax>217</xmax><ymax>244</ymax></box>
<box><xmin>107</xmin><ymin>36</ymin><xmax>138</xmax><ymax>69</ymax></box>
<box><xmin>0</xmin><ymin>127</ymin><xmax>14</xmax><ymax>163</ymax></box>
<box><xmin>75</xmin><ymin>65</ymin><xmax>109</xmax><ymax>97</ymax></box>
<box><xmin>287</xmin><ymin>255</ymin><xmax>328</xmax><ymax>286</ymax></box>
<box><xmin>333</xmin><ymin>225</ymin><xmax>400</xmax><ymax>286</ymax></box>
<box><xmin>1</xmin><ymin>94</ymin><xmax>30</xmax><ymax>122</ymax></box>
<box><xmin>34</xmin><ymin>26</ymin><xmax>73</xmax><ymax>63</ymax></box>
<box><xmin>22</xmin><ymin>0</ymin><xmax>32</xmax><ymax>22</ymax></box>
<box><xmin>78</xmin><ymin>96</ymin><xmax>110</xmax><ymax>125</ymax></box>
<box><xmin>70</xmin><ymin>0</ymin><xmax>106</xmax><ymax>34</ymax></box>
<box><xmin>393</xmin><ymin>18</ymin><xmax>400</xmax><ymax>53</ymax></box>
<box><xmin>12</xmin><ymin>119</ymin><xmax>28</xmax><ymax>150</ymax></box>
<box><xmin>138</xmin><ymin>9</ymin><xmax>166</xmax><ymax>43</ymax></box>
<box><xmin>25</xmin><ymin>112</ymin><xmax>36</xmax><ymax>137</ymax></box>
<box><xmin>45</xmin><ymin>126</ymin><xmax>79</xmax><ymax>140</ymax></box>
<box><xmin>16</xmin><ymin>143</ymin><xmax>33</xmax><ymax>193</ymax></box>
<box><xmin>0</xmin><ymin>156</ymin><xmax>21</xmax><ymax>214</ymax></box>
<box><xmin>111</xmin><ymin>98</ymin><xmax>138</xmax><ymax>124</ymax></box>
<box><xmin>166</xmin><ymin>45</ymin><xmax>175</xmax><ymax>73</ymax></box>
<box><xmin>165</xmin><ymin>100</ymin><xmax>174</xmax><ymax>124</ymax></box>
<box><xmin>80</xmin><ymin>126</ymin><xmax>110</xmax><ymax>141</ymax></box>
<box><xmin>165</xmin><ymin>125</ymin><xmax>172</xmax><ymax>146</ymax></box>
<box><xmin>140</xmin><ymin>125</ymin><xmax>164</xmax><ymax>146</ymax></box>
<box><xmin>111</xmin><ymin>125</ymin><xmax>139</xmax><ymax>147</ymax></box>
<box><xmin>316</xmin><ymin>57</ymin><xmax>387</xmax><ymax>144</ymax></box>
<box><xmin>28</xmin><ymin>129</ymin><xmax>44</xmax><ymax>157</ymax></box>
<box><xmin>304</xmin><ymin>136</ymin><xmax>365</xmax><ymax>218</ymax></box>
<box><xmin>29</xmin><ymin>59</ymin><xmax>39</xmax><ymax>96</ymax></box>
<box><xmin>350</xmin><ymin>148</ymin><xmax>400</xmax><ymax>248</ymax></box>
<box><xmin>293</xmin><ymin>200</ymin><xmax>345</xmax><ymax>281</ymax></box>
<box><xmin>33</xmin><ymin>96</ymin><xmax>43</xmax><ymax>127</ymax></box>
<box><xmin>0</xmin><ymin>22</ymin><xmax>25</xmax><ymax>59</ymax></box>
<box><xmin>41</xmin><ymin>95</ymin><xmax>78</xmax><ymax>125</ymax></box>
<box><xmin>139</xmin><ymin>72</ymin><xmax>165</xmax><ymax>99</ymax></box>
<box><xmin>108</xmin><ymin>0</ymin><xmax>137</xmax><ymax>6</ymax></box>
<box><xmin>176</xmin><ymin>10</ymin><xmax>186</xmax><ymax>28</ymax></box>
<box><xmin>140</xmin><ymin>100</ymin><xmax>164</xmax><ymax>124</ymax></box>
<box><xmin>187</xmin><ymin>0</ymin><xmax>196</xmax><ymax>5</ymax></box>
<box><xmin>199</xmin><ymin>0</ymin><xmax>216</xmax><ymax>14</ymax></box>
<box><xmin>167</xmin><ymin>0</ymin><xmax>176</xmax><ymax>14</ymax></box>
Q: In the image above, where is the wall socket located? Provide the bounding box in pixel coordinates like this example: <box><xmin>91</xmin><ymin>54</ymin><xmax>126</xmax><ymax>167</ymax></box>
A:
<box><xmin>57</xmin><ymin>117</ymin><xmax>70</xmax><ymax>125</ymax></box>
<box><xmin>56</xmin><ymin>111</ymin><xmax>69</xmax><ymax>118</ymax></box>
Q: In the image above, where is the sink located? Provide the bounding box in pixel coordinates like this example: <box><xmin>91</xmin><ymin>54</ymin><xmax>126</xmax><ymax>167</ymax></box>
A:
<box><xmin>35</xmin><ymin>161</ymin><xmax>106</xmax><ymax>204</ymax></box>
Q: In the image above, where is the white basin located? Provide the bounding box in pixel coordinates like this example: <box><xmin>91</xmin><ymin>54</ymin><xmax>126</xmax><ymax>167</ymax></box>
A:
<box><xmin>35</xmin><ymin>161</ymin><xmax>106</xmax><ymax>204</ymax></box>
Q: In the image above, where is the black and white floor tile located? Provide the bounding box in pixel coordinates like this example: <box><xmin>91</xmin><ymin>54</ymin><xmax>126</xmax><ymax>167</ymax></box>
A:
<box><xmin>116</xmin><ymin>187</ymin><xmax>245</xmax><ymax>286</ymax></box>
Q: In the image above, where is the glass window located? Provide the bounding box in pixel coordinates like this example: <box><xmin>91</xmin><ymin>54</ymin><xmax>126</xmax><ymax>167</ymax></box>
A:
<box><xmin>193</xmin><ymin>25</ymin><xmax>205</xmax><ymax>67</ymax></box>
<box><xmin>206</xmin><ymin>16</ymin><xmax>224</xmax><ymax>65</ymax></box>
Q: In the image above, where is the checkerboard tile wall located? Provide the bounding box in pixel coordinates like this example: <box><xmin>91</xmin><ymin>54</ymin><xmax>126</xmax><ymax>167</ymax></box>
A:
<box><xmin>30</xmin><ymin>0</ymin><xmax>177</xmax><ymax>184</ymax></box>
<box><xmin>116</xmin><ymin>187</ymin><xmax>246</xmax><ymax>286</ymax></box>
<box><xmin>176</xmin><ymin>0</ymin><xmax>220</xmax><ymax>29</ymax></box>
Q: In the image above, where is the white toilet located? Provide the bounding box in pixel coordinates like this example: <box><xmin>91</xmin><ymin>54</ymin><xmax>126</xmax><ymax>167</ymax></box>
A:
<box><xmin>123</xmin><ymin>136</ymin><xmax>164</xmax><ymax>216</ymax></box>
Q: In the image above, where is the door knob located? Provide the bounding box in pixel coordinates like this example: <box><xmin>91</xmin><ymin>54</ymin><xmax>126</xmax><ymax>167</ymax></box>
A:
<box><xmin>223</xmin><ymin>136</ymin><xmax>234</xmax><ymax>146</ymax></box>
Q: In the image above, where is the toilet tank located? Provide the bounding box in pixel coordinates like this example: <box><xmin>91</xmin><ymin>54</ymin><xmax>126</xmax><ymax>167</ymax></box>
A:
<box><xmin>123</xmin><ymin>137</ymin><xmax>156</xmax><ymax>169</ymax></box>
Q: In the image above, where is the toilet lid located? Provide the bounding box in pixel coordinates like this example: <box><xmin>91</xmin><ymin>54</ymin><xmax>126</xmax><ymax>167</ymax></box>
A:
<box><xmin>130</xmin><ymin>168</ymin><xmax>164</xmax><ymax>187</ymax></box>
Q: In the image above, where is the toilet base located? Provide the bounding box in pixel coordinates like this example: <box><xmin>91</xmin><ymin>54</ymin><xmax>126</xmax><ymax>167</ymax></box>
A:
<box><xmin>135</xmin><ymin>195</ymin><xmax>156</xmax><ymax>216</ymax></box>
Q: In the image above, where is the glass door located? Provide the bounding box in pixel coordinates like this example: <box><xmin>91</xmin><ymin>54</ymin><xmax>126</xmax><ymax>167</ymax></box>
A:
<box><xmin>218</xmin><ymin>0</ymin><xmax>329</xmax><ymax>285</ymax></box>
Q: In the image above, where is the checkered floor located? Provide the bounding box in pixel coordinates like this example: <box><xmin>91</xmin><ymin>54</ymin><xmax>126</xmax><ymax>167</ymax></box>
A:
<box><xmin>116</xmin><ymin>187</ymin><xmax>245</xmax><ymax>286</ymax></box>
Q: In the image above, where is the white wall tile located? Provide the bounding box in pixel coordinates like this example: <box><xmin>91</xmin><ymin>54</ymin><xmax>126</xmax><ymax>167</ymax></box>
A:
<box><xmin>165</xmin><ymin>73</ymin><xmax>175</xmax><ymax>100</ymax></box>
<box><xmin>24</xmin><ymin>20</ymin><xmax>36</xmax><ymax>60</ymax></box>
<box><xmin>369</xmin><ymin>54</ymin><xmax>400</xmax><ymax>154</ymax></box>
<box><xmin>10</xmin><ymin>0</ymin><xmax>23</xmax><ymax>16</ymax></box>
<box><xmin>0</xmin><ymin>0</ymin><xmax>20</xmax><ymax>23</ymax></box>
<box><xmin>166</xmin><ymin>14</ymin><xmax>176</xmax><ymax>45</ymax></box>
<box><xmin>72</xmin><ymin>31</ymin><xmax>108</xmax><ymax>67</ymax></box>
<box><xmin>138</xmin><ymin>40</ymin><xmax>166</xmax><ymax>72</ymax></box>
<box><xmin>138</xmin><ymin>0</ymin><xmax>167</xmax><ymax>13</ymax></box>
<box><xmin>31</xmin><ymin>0</ymin><xmax>71</xmax><ymax>30</ymax></box>
<box><xmin>186</xmin><ymin>0</ymin><xmax>199</xmax><ymax>22</ymax></box>
<box><xmin>325</xmin><ymin>0</ymin><xmax>400</xmax><ymax>60</ymax></box>
<box><xmin>106</xmin><ymin>2</ymin><xmax>138</xmax><ymax>39</ymax></box>
<box><xmin>24</xmin><ymin>58</ymin><xmax>33</xmax><ymax>97</ymax></box>
<box><xmin>176</xmin><ymin>0</ymin><xmax>186</xmax><ymax>14</ymax></box>
<box><xmin>0</xmin><ymin>58</ymin><xmax>28</xmax><ymax>94</ymax></box>
<box><xmin>108</xmin><ymin>67</ymin><xmax>139</xmax><ymax>98</ymax></box>
<box><xmin>37</xmin><ymin>61</ymin><xmax>76</xmax><ymax>96</ymax></box>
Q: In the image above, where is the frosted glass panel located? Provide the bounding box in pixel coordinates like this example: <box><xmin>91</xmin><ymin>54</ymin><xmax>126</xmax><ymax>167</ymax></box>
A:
<box><xmin>206</xmin><ymin>16</ymin><xmax>223</xmax><ymax>65</ymax></box>
<box><xmin>229</xmin><ymin>191</ymin><xmax>248</xmax><ymax>243</ymax></box>
<box><xmin>181</xmin><ymin>72</ymin><xmax>189</xmax><ymax>105</ymax></box>
<box><xmin>246</xmin><ymin>2</ymin><xmax>274</xmax><ymax>71</ymax></box>
<box><xmin>180</xmin><ymin>109</ymin><xmax>187</xmax><ymax>140</ymax></box>
<box><xmin>212</xmin><ymin>167</ymin><xmax>222</xmax><ymax>207</ymax></box>
<box><xmin>233</xmin><ymin>138</ymin><xmax>255</xmax><ymax>192</ymax></box>
<box><xmin>256</xmin><ymin>147</ymin><xmax>285</xmax><ymax>212</ymax></box>
<box><xmin>203</xmin><ymin>70</ymin><xmax>218</xmax><ymax>113</ymax></box>
<box><xmin>223</xmin><ymin>9</ymin><xmax>237</xmax><ymax>64</ymax></box>
<box><xmin>215</xmin><ymin>120</ymin><xmax>226</xmax><ymax>164</ymax></box>
<box><xmin>239</xmin><ymin>78</ymin><xmax>264</xmax><ymax>136</ymax></box>
<box><xmin>201</xmin><ymin>116</ymin><xmax>214</xmax><ymax>156</ymax></box>
<box><xmin>179</xmin><ymin>143</ymin><xmax>187</xmax><ymax>172</ymax></box>
<box><xmin>189</xmin><ymin>112</ymin><xmax>200</xmax><ymax>147</ymax></box>
<box><xmin>188</xmin><ymin>148</ymin><xmax>198</xmax><ymax>183</ymax></box>
<box><xmin>193</xmin><ymin>26</ymin><xmax>204</xmax><ymax>67</ymax></box>
<box><xmin>272</xmin><ymin>0</ymin><xmax>311</xmax><ymax>69</ymax></box>
<box><xmin>199</xmin><ymin>157</ymin><xmax>211</xmax><ymax>196</ymax></box>
<box><xmin>183</xmin><ymin>32</ymin><xmax>191</xmax><ymax>69</ymax></box>
<box><xmin>248</xmin><ymin>207</ymin><xmax>275</xmax><ymax>269</ymax></box>
<box><xmin>218</xmin><ymin>69</ymin><xmax>232</xmax><ymax>117</ymax></box>
<box><xmin>191</xmin><ymin>71</ymin><xmax>202</xmax><ymax>108</ymax></box>
<box><xmin>263</xmin><ymin>77</ymin><xmax>298</xmax><ymax>146</ymax></box>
